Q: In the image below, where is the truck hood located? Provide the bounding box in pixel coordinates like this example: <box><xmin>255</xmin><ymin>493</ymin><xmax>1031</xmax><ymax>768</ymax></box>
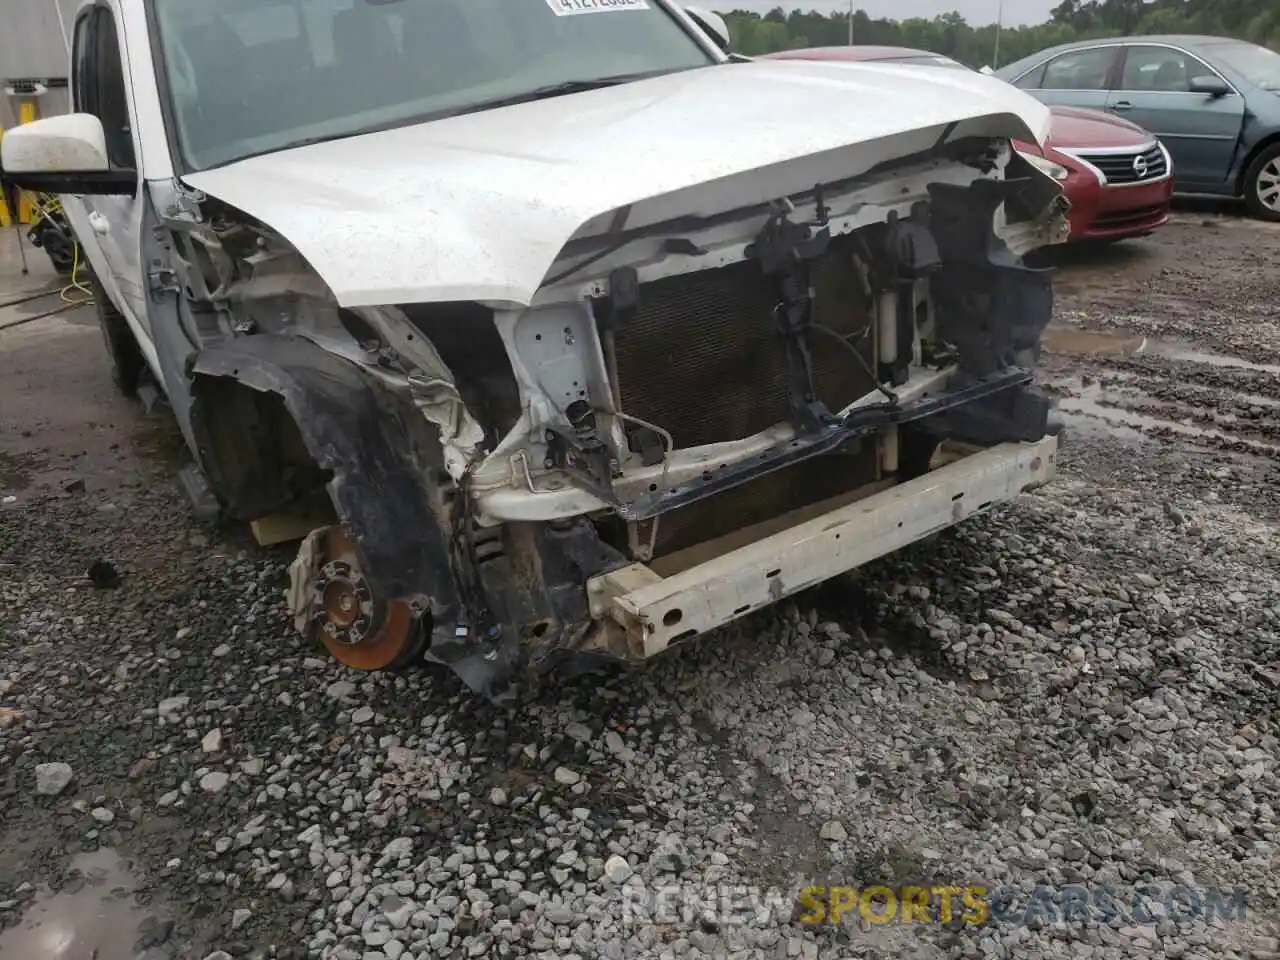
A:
<box><xmin>181</xmin><ymin>60</ymin><xmax>1051</xmax><ymax>308</ymax></box>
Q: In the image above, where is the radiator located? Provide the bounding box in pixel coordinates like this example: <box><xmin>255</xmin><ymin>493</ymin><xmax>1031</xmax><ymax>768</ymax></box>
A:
<box><xmin>612</xmin><ymin>237</ymin><xmax>876</xmax><ymax>448</ymax></box>
<box><xmin>611</xmin><ymin>239</ymin><xmax>881</xmax><ymax>556</ymax></box>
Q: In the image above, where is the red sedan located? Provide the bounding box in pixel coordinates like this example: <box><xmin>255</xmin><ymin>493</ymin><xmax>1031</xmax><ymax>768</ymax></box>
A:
<box><xmin>762</xmin><ymin>46</ymin><xmax>1174</xmax><ymax>244</ymax></box>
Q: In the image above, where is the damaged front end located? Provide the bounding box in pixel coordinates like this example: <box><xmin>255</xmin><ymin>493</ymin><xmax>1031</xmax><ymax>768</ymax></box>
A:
<box><xmin>173</xmin><ymin>134</ymin><xmax>1066</xmax><ymax>701</ymax></box>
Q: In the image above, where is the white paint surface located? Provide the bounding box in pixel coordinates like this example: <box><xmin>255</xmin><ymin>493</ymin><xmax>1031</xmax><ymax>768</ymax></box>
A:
<box><xmin>183</xmin><ymin>59</ymin><xmax>1050</xmax><ymax>308</ymax></box>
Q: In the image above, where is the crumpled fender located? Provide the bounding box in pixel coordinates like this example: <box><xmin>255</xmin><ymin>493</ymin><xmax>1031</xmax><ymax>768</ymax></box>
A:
<box><xmin>189</xmin><ymin>334</ymin><xmax>460</xmax><ymax>614</ymax></box>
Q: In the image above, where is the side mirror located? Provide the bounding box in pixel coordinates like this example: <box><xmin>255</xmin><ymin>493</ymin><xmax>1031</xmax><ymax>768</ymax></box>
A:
<box><xmin>683</xmin><ymin>5</ymin><xmax>731</xmax><ymax>54</ymax></box>
<box><xmin>1189</xmin><ymin>74</ymin><xmax>1229</xmax><ymax>98</ymax></box>
<box><xmin>0</xmin><ymin>113</ymin><xmax>136</xmax><ymax>196</ymax></box>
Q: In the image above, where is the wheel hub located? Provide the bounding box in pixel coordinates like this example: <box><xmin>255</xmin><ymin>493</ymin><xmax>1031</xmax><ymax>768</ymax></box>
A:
<box><xmin>1259</xmin><ymin>159</ymin><xmax>1280</xmax><ymax>212</ymax></box>
<box><xmin>313</xmin><ymin>560</ymin><xmax>376</xmax><ymax>646</ymax></box>
<box><xmin>307</xmin><ymin>527</ymin><xmax>422</xmax><ymax>670</ymax></box>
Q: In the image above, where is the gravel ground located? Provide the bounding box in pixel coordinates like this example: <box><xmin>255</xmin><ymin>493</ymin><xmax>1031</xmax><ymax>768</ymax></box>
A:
<box><xmin>2</xmin><ymin>210</ymin><xmax>1279</xmax><ymax>960</ymax></box>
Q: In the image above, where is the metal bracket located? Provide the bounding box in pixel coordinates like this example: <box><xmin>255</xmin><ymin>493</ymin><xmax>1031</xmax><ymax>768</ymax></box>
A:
<box><xmin>875</xmin><ymin>207</ymin><xmax>943</xmax><ymax>386</ymax></box>
<box><xmin>153</xmin><ymin>177</ymin><xmax>207</xmax><ymax>225</ymax></box>
<box><xmin>746</xmin><ymin>199</ymin><xmax>833</xmax><ymax>434</ymax></box>
<box><xmin>595</xmin><ymin>266</ymin><xmax>639</xmax><ymax>333</ymax></box>
<box><xmin>546</xmin><ymin>400</ymin><xmax>617</xmax><ymax>491</ymax></box>
<box><xmin>147</xmin><ymin>267</ymin><xmax>180</xmax><ymax>298</ymax></box>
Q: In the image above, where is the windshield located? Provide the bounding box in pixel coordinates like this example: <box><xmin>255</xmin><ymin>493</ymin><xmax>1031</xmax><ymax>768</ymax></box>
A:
<box><xmin>1202</xmin><ymin>40</ymin><xmax>1280</xmax><ymax>90</ymax></box>
<box><xmin>153</xmin><ymin>0</ymin><xmax>716</xmax><ymax>170</ymax></box>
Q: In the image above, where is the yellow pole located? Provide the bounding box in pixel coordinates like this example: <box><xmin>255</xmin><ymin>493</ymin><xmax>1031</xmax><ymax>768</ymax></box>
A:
<box><xmin>16</xmin><ymin>101</ymin><xmax>37</xmax><ymax>225</ymax></box>
<box><xmin>0</xmin><ymin>124</ymin><xmax>10</xmax><ymax>228</ymax></box>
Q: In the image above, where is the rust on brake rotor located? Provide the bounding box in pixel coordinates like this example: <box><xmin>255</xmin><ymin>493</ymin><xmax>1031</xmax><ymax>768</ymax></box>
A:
<box><xmin>310</xmin><ymin>527</ymin><xmax>417</xmax><ymax>670</ymax></box>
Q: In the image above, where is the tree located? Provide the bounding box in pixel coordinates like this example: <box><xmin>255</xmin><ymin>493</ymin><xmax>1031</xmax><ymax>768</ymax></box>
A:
<box><xmin>1051</xmin><ymin>0</ymin><xmax>1091</xmax><ymax>28</ymax></box>
<box><xmin>1098</xmin><ymin>0</ymin><xmax>1150</xmax><ymax>32</ymax></box>
<box><xmin>719</xmin><ymin>1</ymin><xmax>1275</xmax><ymax>61</ymax></box>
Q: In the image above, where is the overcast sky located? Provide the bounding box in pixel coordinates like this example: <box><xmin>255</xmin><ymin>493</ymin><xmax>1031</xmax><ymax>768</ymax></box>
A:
<box><xmin>704</xmin><ymin>0</ymin><xmax>1059</xmax><ymax>27</ymax></box>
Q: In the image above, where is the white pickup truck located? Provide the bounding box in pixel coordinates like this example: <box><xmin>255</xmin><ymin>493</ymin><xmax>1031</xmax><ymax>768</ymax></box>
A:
<box><xmin>1</xmin><ymin>0</ymin><xmax>1067</xmax><ymax>699</ymax></box>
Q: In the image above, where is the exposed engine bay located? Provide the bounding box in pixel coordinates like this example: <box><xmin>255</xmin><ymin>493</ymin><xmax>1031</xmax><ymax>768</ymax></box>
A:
<box><xmin>164</xmin><ymin>135</ymin><xmax>1068</xmax><ymax>700</ymax></box>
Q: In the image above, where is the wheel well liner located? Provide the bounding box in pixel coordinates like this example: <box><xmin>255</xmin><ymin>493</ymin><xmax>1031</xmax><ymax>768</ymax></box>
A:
<box><xmin>190</xmin><ymin>335</ymin><xmax>460</xmax><ymax>610</ymax></box>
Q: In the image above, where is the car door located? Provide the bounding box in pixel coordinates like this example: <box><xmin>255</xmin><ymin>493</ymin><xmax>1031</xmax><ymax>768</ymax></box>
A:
<box><xmin>1012</xmin><ymin>45</ymin><xmax>1122</xmax><ymax>111</ymax></box>
<box><xmin>63</xmin><ymin>3</ymin><xmax>149</xmax><ymax>338</ymax></box>
<box><xmin>1106</xmin><ymin>43</ymin><xmax>1245</xmax><ymax>189</ymax></box>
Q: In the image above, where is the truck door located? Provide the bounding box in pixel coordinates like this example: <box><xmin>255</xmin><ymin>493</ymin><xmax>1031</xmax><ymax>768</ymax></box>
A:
<box><xmin>64</xmin><ymin>3</ymin><xmax>149</xmax><ymax>339</ymax></box>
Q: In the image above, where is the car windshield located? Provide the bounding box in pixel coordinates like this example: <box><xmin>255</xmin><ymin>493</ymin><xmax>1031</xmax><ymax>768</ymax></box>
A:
<box><xmin>152</xmin><ymin>0</ymin><xmax>716</xmax><ymax>171</ymax></box>
<box><xmin>1202</xmin><ymin>40</ymin><xmax>1280</xmax><ymax>90</ymax></box>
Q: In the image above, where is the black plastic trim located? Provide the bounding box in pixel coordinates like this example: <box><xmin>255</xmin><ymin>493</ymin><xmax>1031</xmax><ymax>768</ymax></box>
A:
<box><xmin>0</xmin><ymin>169</ymin><xmax>137</xmax><ymax>196</ymax></box>
<box><xmin>190</xmin><ymin>335</ymin><xmax>460</xmax><ymax>615</ymax></box>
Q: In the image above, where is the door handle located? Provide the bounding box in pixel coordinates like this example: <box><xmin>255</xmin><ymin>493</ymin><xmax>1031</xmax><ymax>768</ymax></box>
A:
<box><xmin>1111</xmin><ymin>101</ymin><xmax>1133</xmax><ymax>111</ymax></box>
<box><xmin>88</xmin><ymin>211</ymin><xmax>110</xmax><ymax>235</ymax></box>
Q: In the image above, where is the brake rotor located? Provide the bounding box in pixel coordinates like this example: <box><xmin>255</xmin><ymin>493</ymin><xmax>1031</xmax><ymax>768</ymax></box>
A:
<box><xmin>309</xmin><ymin>527</ymin><xmax>420</xmax><ymax>670</ymax></box>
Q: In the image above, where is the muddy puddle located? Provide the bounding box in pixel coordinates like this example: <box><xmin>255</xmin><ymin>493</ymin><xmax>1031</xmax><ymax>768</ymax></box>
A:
<box><xmin>0</xmin><ymin>849</ymin><xmax>160</xmax><ymax>960</ymax></box>
<box><xmin>1049</xmin><ymin>374</ymin><xmax>1280</xmax><ymax>455</ymax></box>
<box><xmin>1043</xmin><ymin>326</ymin><xmax>1280</xmax><ymax>375</ymax></box>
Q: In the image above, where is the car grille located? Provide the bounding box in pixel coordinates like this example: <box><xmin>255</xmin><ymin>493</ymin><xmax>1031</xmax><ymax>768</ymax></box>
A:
<box><xmin>1076</xmin><ymin>143</ymin><xmax>1167</xmax><ymax>185</ymax></box>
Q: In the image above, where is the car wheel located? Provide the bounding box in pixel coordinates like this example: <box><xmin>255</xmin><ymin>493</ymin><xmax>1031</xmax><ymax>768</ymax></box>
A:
<box><xmin>47</xmin><ymin>247</ymin><xmax>76</xmax><ymax>275</ymax></box>
<box><xmin>1244</xmin><ymin>143</ymin><xmax>1280</xmax><ymax>222</ymax></box>
<box><xmin>92</xmin><ymin>278</ymin><xmax>145</xmax><ymax>398</ymax></box>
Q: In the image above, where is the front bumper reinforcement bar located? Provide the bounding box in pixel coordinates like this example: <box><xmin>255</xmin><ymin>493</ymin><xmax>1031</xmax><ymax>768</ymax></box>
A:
<box><xmin>587</xmin><ymin>434</ymin><xmax>1057</xmax><ymax>657</ymax></box>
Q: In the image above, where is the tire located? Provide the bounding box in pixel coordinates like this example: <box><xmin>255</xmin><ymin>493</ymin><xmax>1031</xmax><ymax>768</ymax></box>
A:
<box><xmin>47</xmin><ymin>249</ymin><xmax>75</xmax><ymax>276</ymax></box>
<box><xmin>92</xmin><ymin>278</ymin><xmax>145</xmax><ymax>398</ymax></box>
<box><xmin>1243</xmin><ymin>142</ymin><xmax>1280</xmax><ymax>222</ymax></box>
<box><xmin>30</xmin><ymin>223</ymin><xmax>75</xmax><ymax>274</ymax></box>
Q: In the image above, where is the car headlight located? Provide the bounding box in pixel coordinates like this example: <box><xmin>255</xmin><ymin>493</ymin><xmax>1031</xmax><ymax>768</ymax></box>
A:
<box><xmin>1022</xmin><ymin>152</ymin><xmax>1070</xmax><ymax>182</ymax></box>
